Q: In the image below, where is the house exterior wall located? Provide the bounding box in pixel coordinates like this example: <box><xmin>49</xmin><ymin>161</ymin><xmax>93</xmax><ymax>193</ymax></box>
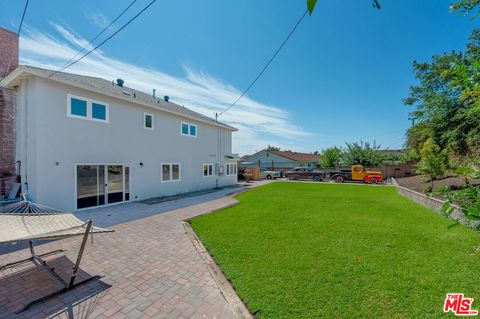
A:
<box><xmin>0</xmin><ymin>27</ymin><xmax>18</xmax><ymax>197</ymax></box>
<box><xmin>16</xmin><ymin>76</ymin><xmax>236</xmax><ymax>210</ymax></box>
<box><xmin>240</xmin><ymin>150</ymin><xmax>318</xmax><ymax>170</ymax></box>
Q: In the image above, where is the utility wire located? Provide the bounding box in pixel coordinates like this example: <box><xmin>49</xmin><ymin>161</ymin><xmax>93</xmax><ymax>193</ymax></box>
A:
<box><xmin>218</xmin><ymin>9</ymin><xmax>308</xmax><ymax>117</ymax></box>
<box><xmin>51</xmin><ymin>0</ymin><xmax>138</xmax><ymax>77</ymax></box>
<box><xmin>49</xmin><ymin>0</ymin><xmax>158</xmax><ymax>77</ymax></box>
<box><xmin>18</xmin><ymin>0</ymin><xmax>29</xmax><ymax>34</ymax></box>
<box><xmin>4</xmin><ymin>0</ymin><xmax>29</xmax><ymax>78</ymax></box>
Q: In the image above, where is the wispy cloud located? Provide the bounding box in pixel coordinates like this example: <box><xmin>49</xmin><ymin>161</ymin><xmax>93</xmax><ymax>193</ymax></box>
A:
<box><xmin>86</xmin><ymin>11</ymin><xmax>110</xmax><ymax>30</ymax></box>
<box><xmin>19</xmin><ymin>22</ymin><xmax>311</xmax><ymax>155</ymax></box>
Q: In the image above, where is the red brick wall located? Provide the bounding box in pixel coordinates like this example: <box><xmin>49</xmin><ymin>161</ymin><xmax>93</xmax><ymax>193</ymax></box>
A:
<box><xmin>0</xmin><ymin>27</ymin><xmax>19</xmax><ymax>196</ymax></box>
<box><xmin>0</xmin><ymin>27</ymin><xmax>19</xmax><ymax>79</ymax></box>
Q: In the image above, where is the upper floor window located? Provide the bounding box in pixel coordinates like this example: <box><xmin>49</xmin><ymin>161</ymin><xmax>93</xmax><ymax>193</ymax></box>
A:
<box><xmin>181</xmin><ymin>122</ymin><xmax>197</xmax><ymax>137</ymax></box>
<box><xmin>203</xmin><ymin>163</ymin><xmax>214</xmax><ymax>177</ymax></box>
<box><xmin>226</xmin><ymin>163</ymin><xmax>237</xmax><ymax>176</ymax></box>
<box><xmin>68</xmin><ymin>94</ymin><xmax>109</xmax><ymax>123</ymax></box>
<box><xmin>144</xmin><ymin>112</ymin><xmax>154</xmax><ymax>130</ymax></box>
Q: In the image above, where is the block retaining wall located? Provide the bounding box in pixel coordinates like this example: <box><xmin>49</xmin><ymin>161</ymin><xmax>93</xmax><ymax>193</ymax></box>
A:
<box><xmin>391</xmin><ymin>178</ymin><xmax>479</xmax><ymax>230</ymax></box>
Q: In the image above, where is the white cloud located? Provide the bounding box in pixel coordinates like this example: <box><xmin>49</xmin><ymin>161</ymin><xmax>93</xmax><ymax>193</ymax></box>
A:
<box><xmin>19</xmin><ymin>23</ymin><xmax>311</xmax><ymax>155</ymax></box>
<box><xmin>86</xmin><ymin>11</ymin><xmax>110</xmax><ymax>30</ymax></box>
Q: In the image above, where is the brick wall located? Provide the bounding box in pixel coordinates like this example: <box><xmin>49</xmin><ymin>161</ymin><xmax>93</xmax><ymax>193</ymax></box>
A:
<box><xmin>0</xmin><ymin>27</ymin><xmax>19</xmax><ymax>197</ymax></box>
<box><xmin>0</xmin><ymin>27</ymin><xmax>18</xmax><ymax>79</ymax></box>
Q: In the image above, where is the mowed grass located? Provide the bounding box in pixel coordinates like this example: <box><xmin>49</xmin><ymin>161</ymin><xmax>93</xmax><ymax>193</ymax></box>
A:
<box><xmin>190</xmin><ymin>183</ymin><xmax>480</xmax><ymax>318</ymax></box>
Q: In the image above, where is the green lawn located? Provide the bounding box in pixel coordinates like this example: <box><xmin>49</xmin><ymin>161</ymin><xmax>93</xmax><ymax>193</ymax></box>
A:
<box><xmin>190</xmin><ymin>183</ymin><xmax>480</xmax><ymax>318</ymax></box>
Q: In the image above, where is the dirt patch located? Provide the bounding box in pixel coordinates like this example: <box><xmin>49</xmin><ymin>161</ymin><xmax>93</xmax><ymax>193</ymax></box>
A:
<box><xmin>396</xmin><ymin>175</ymin><xmax>480</xmax><ymax>193</ymax></box>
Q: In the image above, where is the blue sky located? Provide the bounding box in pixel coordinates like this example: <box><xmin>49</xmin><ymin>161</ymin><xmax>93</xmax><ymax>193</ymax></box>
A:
<box><xmin>0</xmin><ymin>0</ymin><xmax>477</xmax><ymax>155</ymax></box>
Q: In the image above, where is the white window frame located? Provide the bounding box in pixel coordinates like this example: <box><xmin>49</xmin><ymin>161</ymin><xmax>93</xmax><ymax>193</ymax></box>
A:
<box><xmin>161</xmin><ymin>163</ymin><xmax>181</xmax><ymax>183</ymax></box>
<box><xmin>67</xmin><ymin>94</ymin><xmax>109</xmax><ymax>123</ymax></box>
<box><xmin>74</xmin><ymin>163</ymin><xmax>131</xmax><ymax>211</ymax></box>
<box><xmin>180</xmin><ymin>121</ymin><xmax>197</xmax><ymax>137</ymax></box>
<box><xmin>203</xmin><ymin>163</ymin><xmax>214</xmax><ymax>177</ymax></box>
<box><xmin>144</xmin><ymin>112</ymin><xmax>154</xmax><ymax>130</ymax></box>
<box><xmin>226</xmin><ymin>163</ymin><xmax>237</xmax><ymax>176</ymax></box>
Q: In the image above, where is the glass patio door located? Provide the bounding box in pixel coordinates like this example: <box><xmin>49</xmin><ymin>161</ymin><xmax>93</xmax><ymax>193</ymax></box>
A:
<box><xmin>107</xmin><ymin>165</ymin><xmax>123</xmax><ymax>204</ymax></box>
<box><xmin>76</xmin><ymin>165</ymin><xmax>105</xmax><ymax>209</ymax></box>
<box><xmin>76</xmin><ymin>164</ymin><xmax>130</xmax><ymax>209</ymax></box>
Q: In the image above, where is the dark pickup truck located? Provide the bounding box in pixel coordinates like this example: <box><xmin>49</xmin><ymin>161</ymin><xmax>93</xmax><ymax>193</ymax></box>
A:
<box><xmin>284</xmin><ymin>167</ymin><xmax>326</xmax><ymax>182</ymax></box>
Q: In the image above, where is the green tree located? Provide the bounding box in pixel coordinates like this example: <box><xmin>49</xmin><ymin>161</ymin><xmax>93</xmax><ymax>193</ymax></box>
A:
<box><xmin>266</xmin><ymin>145</ymin><xmax>280</xmax><ymax>151</ymax></box>
<box><xmin>320</xmin><ymin>147</ymin><xmax>342</xmax><ymax>168</ymax></box>
<box><xmin>404</xmin><ymin>29</ymin><xmax>480</xmax><ymax>159</ymax></box>
<box><xmin>306</xmin><ymin>0</ymin><xmax>380</xmax><ymax>15</ymax></box>
<box><xmin>416</xmin><ymin>138</ymin><xmax>448</xmax><ymax>190</ymax></box>
<box><xmin>451</xmin><ymin>0</ymin><xmax>480</xmax><ymax>17</ymax></box>
<box><xmin>342</xmin><ymin>141</ymin><xmax>383</xmax><ymax>166</ymax></box>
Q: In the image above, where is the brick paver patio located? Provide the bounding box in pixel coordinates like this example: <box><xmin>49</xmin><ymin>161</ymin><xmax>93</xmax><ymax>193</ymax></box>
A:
<box><xmin>0</xmin><ymin>195</ymin><xmax>241</xmax><ymax>319</ymax></box>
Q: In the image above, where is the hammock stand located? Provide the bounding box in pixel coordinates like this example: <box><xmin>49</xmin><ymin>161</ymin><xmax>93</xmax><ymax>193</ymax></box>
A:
<box><xmin>0</xmin><ymin>200</ymin><xmax>114</xmax><ymax>313</ymax></box>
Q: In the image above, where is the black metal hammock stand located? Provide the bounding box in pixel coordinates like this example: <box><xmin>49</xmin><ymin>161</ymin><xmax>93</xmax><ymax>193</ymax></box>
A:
<box><xmin>0</xmin><ymin>199</ymin><xmax>114</xmax><ymax>313</ymax></box>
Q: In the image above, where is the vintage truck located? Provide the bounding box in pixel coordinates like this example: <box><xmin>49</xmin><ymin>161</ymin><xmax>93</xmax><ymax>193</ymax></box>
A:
<box><xmin>284</xmin><ymin>167</ymin><xmax>326</xmax><ymax>182</ymax></box>
<box><xmin>285</xmin><ymin>165</ymin><xmax>383</xmax><ymax>184</ymax></box>
<box><xmin>327</xmin><ymin>165</ymin><xmax>383</xmax><ymax>184</ymax></box>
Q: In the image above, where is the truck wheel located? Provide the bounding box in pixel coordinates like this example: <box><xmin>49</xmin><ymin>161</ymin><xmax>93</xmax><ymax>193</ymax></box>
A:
<box><xmin>313</xmin><ymin>175</ymin><xmax>321</xmax><ymax>182</ymax></box>
<box><xmin>370</xmin><ymin>178</ymin><xmax>378</xmax><ymax>184</ymax></box>
<box><xmin>335</xmin><ymin>176</ymin><xmax>345</xmax><ymax>183</ymax></box>
<box><xmin>266</xmin><ymin>175</ymin><xmax>272</xmax><ymax>180</ymax></box>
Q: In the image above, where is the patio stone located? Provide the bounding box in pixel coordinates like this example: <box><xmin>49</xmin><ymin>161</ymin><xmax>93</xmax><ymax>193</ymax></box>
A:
<box><xmin>0</xmin><ymin>192</ymin><xmax>241</xmax><ymax>318</ymax></box>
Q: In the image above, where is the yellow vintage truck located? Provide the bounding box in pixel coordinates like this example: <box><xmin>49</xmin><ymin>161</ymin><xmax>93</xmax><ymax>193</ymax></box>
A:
<box><xmin>328</xmin><ymin>165</ymin><xmax>383</xmax><ymax>184</ymax></box>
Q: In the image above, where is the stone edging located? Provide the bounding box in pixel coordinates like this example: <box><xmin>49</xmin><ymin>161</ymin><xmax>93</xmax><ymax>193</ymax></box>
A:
<box><xmin>391</xmin><ymin>177</ymin><xmax>478</xmax><ymax>229</ymax></box>
<box><xmin>183</xmin><ymin>216</ymin><xmax>254</xmax><ymax>319</ymax></box>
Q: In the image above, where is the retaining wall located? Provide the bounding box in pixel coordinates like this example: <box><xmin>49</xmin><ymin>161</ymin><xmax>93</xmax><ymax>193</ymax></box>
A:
<box><xmin>392</xmin><ymin>178</ymin><xmax>477</xmax><ymax>230</ymax></box>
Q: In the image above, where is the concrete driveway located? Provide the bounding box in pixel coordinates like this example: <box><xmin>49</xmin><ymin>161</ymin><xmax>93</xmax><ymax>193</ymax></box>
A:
<box><xmin>0</xmin><ymin>188</ymin><xmax>246</xmax><ymax>318</ymax></box>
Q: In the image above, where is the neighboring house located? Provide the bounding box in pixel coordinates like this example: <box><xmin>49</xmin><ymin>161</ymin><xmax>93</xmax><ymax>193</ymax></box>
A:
<box><xmin>0</xmin><ymin>28</ymin><xmax>238</xmax><ymax>210</ymax></box>
<box><xmin>241</xmin><ymin>150</ymin><xmax>321</xmax><ymax>171</ymax></box>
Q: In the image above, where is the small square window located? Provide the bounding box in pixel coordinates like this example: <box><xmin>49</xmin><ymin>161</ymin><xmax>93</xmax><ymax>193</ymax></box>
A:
<box><xmin>71</xmin><ymin>98</ymin><xmax>87</xmax><ymax>117</ymax></box>
<box><xmin>203</xmin><ymin>163</ymin><xmax>214</xmax><ymax>177</ymax></box>
<box><xmin>181</xmin><ymin>123</ymin><xmax>189</xmax><ymax>135</ymax></box>
<box><xmin>144</xmin><ymin>113</ymin><xmax>153</xmax><ymax>129</ymax></box>
<box><xmin>92</xmin><ymin>103</ymin><xmax>106</xmax><ymax>120</ymax></box>
<box><xmin>189</xmin><ymin>125</ymin><xmax>196</xmax><ymax>136</ymax></box>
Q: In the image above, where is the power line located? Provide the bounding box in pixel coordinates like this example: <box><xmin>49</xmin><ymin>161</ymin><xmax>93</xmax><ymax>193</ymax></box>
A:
<box><xmin>49</xmin><ymin>0</ymin><xmax>158</xmax><ymax>77</ymax></box>
<box><xmin>18</xmin><ymin>0</ymin><xmax>29</xmax><ymax>34</ymax></box>
<box><xmin>4</xmin><ymin>0</ymin><xmax>29</xmax><ymax>78</ymax></box>
<box><xmin>218</xmin><ymin>9</ymin><xmax>308</xmax><ymax>117</ymax></box>
<box><xmin>52</xmin><ymin>0</ymin><xmax>138</xmax><ymax>77</ymax></box>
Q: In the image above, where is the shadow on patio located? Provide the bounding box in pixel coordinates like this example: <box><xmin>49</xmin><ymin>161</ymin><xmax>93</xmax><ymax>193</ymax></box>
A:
<box><xmin>0</xmin><ymin>255</ymin><xmax>110</xmax><ymax>318</ymax></box>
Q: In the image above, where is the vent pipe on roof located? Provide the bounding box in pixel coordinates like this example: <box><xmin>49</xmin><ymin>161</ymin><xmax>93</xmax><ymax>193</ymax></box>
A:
<box><xmin>116</xmin><ymin>79</ymin><xmax>124</xmax><ymax>87</ymax></box>
<box><xmin>152</xmin><ymin>89</ymin><xmax>156</xmax><ymax>98</ymax></box>
<box><xmin>164</xmin><ymin>95</ymin><xmax>169</xmax><ymax>102</ymax></box>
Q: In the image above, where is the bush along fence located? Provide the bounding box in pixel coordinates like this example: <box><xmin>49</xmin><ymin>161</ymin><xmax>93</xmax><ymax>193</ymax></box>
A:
<box><xmin>391</xmin><ymin>178</ymin><xmax>480</xmax><ymax>230</ymax></box>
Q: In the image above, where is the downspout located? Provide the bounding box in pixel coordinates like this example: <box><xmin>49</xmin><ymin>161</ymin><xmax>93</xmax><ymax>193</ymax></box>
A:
<box><xmin>215</xmin><ymin>113</ymin><xmax>219</xmax><ymax>188</ymax></box>
<box><xmin>21</xmin><ymin>79</ymin><xmax>28</xmax><ymax>198</ymax></box>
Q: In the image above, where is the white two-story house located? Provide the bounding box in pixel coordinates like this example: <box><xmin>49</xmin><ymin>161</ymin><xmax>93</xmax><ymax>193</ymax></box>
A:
<box><xmin>0</xmin><ymin>65</ymin><xmax>238</xmax><ymax>211</ymax></box>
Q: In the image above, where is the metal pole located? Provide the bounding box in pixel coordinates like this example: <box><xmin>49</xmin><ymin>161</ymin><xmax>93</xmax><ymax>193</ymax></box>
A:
<box><xmin>69</xmin><ymin>220</ymin><xmax>92</xmax><ymax>288</ymax></box>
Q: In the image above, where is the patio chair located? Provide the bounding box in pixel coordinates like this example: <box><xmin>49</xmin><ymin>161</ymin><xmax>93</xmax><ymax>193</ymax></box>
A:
<box><xmin>0</xmin><ymin>198</ymin><xmax>114</xmax><ymax>313</ymax></box>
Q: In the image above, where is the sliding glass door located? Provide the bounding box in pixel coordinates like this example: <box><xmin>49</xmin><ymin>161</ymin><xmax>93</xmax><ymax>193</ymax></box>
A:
<box><xmin>76</xmin><ymin>164</ymin><xmax>130</xmax><ymax>209</ymax></box>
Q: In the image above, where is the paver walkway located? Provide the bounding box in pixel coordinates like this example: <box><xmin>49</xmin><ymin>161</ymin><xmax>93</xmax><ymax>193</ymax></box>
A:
<box><xmin>0</xmin><ymin>194</ymin><xmax>241</xmax><ymax>318</ymax></box>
